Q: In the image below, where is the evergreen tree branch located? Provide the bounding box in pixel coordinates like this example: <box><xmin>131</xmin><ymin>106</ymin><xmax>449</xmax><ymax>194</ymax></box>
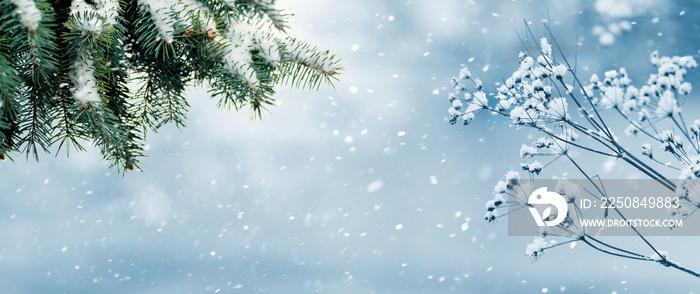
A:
<box><xmin>15</xmin><ymin>0</ymin><xmax>58</xmax><ymax>160</ymax></box>
<box><xmin>233</xmin><ymin>0</ymin><xmax>289</xmax><ymax>32</ymax></box>
<box><xmin>0</xmin><ymin>0</ymin><xmax>342</xmax><ymax>172</ymax></box>
<box><xmin>280</xmin><ymin>38</ymin><xmax>342</xmax><ymax>90</ymax></box>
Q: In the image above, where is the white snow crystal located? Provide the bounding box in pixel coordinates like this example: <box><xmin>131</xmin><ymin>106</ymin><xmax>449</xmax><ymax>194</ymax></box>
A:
<box><xmin>367</xmin><ymin>180</ymin><xmax>383</xmax><ymax>193</ymax></box>
<box><xmin>595</xmin><ymin>0</ymin><xmax>632</xmax><ymax>18</ymax></box>
<box><xmin>608</xmin><ymin>22</ymin><xmax>622</xmax><ymax>35</ymax></box>
<box><xmin>11</xmin><ymin>0</ymin><xmax>41</xmax><ymax>31</ymax></box>
<box><xmin>592</xmin><ymin>25</ymin><xmax>605</xmax><ymax>36</ymax></box>
<box><xmin>599</xmin><ymin>32</ymin><xmax>615</xmax><ymax>45</ymax></box>
<box><xmin>594</xmin><ymin>0</ymin><xmax>662</xmax><ymax>19</ymax></box>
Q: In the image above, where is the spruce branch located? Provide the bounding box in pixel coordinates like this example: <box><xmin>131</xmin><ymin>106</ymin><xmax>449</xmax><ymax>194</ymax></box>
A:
<box><xmin>233</xmin><ymin>0</ymin><xmax>289</xmax><ymax>32</ymax></box>
<box><xmin>0</xmin><ymin>0</ymin><xmax>342</xmax><ymax>172</ymax></box>
<box><xmin>281</xmin><ymin>38</ymin><xmax>342</xmax><ymax>90</ymax></box>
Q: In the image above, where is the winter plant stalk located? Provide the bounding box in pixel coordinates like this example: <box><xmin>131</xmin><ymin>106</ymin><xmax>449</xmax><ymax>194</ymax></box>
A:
<box><xmin>447</xmin><ymin>23</ymin><xmax>699</xmax><ymax>278</ymax></box>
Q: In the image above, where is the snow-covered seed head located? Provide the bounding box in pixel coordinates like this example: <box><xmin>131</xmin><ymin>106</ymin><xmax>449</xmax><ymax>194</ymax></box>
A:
<box><xmin>493</xmin><ymin>194</ymin><xmax>505</xmax><ymax>207</ymax></box>
<box><xmin>484</xmin><ymin>210</ymin><xmax>497</xmax><ymax>222</ymax></box>
<box><xmin>505</xmin><ymin>171</ymin><xmax>520</xmax><ymax>187</ymax></box>
<box><xmin>485</xmin><ymin>200</ymin><xmax>496</xmax><ymax>212</ymax></box>
<box><xmin>494</xmin><ymin>180</ymin><xmax>508</xmax><ymax>194</ymax></box>
<box><xmin>691</xmin><ymin>120</ymin><xmax>700</xmax><ymax>139</ymax></box>
<box><xmin>551</xmin><ymin>64</ymin><xmax>567</xmax><ymax>80</ymax></box>
<box><xmin>525</xmin><ymin>237</ymin><xmax>547</xmax><ymax>261</ymax></box>
<box><xmin>642</xmin><ymin>143</ymin><xmax>653</xmax><ymax>159</ymax></box>
<box><xmin>459</xmin><ymin>67</ymin><xmax>471</xmax><ymax>80</ymax></box>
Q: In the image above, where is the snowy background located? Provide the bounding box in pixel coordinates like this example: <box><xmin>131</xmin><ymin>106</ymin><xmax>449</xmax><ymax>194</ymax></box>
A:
<box><xmin>1</xmin><ymin>0</ymin><xmax>700</xmax><ymax>293</ymax></box>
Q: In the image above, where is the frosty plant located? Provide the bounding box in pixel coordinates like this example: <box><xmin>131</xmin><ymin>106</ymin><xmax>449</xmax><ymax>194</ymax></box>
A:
<box><xmin>0</xmin><ymin>0</ymin><xmax>341</xmax><ymax>171</ymax></box>
<box><xmin>446</xmin><ymin>24</ymin><xmax>700</xmax><ymax>278</ymax></box>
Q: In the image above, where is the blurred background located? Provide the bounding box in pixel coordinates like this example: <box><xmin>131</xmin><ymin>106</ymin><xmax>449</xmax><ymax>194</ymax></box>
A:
<box><xmin>1</xmin><ymin>0</ymin><xmax>699</xmax><ymax>293</ymax></box>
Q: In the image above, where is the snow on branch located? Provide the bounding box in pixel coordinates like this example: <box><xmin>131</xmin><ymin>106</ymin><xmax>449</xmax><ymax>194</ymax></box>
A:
<box><xmin>225</xmin><ymin>0</ymin><xmax>288</xmax><ymax>32</ymax></box>
<box><xmin>137</xmin><ymin>0</ymin><xmax>177</xmax><ymax>44</ymax></box>
<box><xmin>251</xmin><ymin>29</ymin><xmax>280</xmax><ymax>66</ymax></box>
<box><xmin>137</xmin><ymin>0</ymin><xmax>221</xmax><ymax>44</ymax></box>
<box><xmin>10</xmin><ymin>0</ymin><xmax>41</xmax><ymax>31</ymax></box>
<box><xmin>283</xmin><ymin>39</ymin><xmax>341</xmax><ymax>89</ymax></box>
<box><xmin>220</xmin><ymin>20</ymin><xmax>259</xmax><ymax>87</ymax></box>
<box><xmin>70</xmin><ymin>0</ymin><xmax>119</xmax><ymax>33</ymax></box>
<box><xmin>177</xmin><ymin>0</ymin><xmax>218</xmax><ymax>38</ymax></box>
<box><xmin>0</xmin><ymin>0</ymin><xmax>341</xmax><ymax>171</ymax></box>
<box><xmin>70</xmin><ymin>56</ymin><xmax>101</xmax><ymax>105</ymax></box>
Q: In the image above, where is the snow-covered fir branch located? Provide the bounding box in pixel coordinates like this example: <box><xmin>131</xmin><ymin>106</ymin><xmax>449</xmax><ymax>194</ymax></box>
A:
<box><xmin>70</xmin><ymin>0</ymin><xmax>119</xmax><ymax>33</ymax></box>
<box><xmin>221</xmin><ymin>0</ymin><xmax>288</xmax><ymax>32</ymax></box>
<box><xmin>10</xmin><ymin>0</ymin><xmax>41</xmax><ymax>31</ymax></box>
<box><xmin>0</xmin><ymin>0</ymin><xmax>341</xmax><ymax>171</ymax></box>
<box><xmin>70</xmin><ymin>55</ymin><xmax>101</xmax><ymax>105</ymax></box>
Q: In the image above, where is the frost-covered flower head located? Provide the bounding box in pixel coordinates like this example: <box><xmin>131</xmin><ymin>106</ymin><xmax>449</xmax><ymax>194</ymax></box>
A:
<box><xmin>447</xmin><ymin>72</ymin><xmax>488</xmax><ymax>126</ymax></box>
<box><xmin>589</xmin><ymin>51</ymin><xmax>695</xmax><ymax>121</ymax></box>
<box><xmin>483</xmin><ymin>172</ymin><xmax>522</xmax><ymax>223</ymax></box>
<box><xmin>446</xmin><ymin>28</ymin><xmax>700</xmax><ymax>275</ymax></box>
<box><xmin>670</xmin><ymin>180</ymin><xmax>700</xmax><ymax>227</ymax></box>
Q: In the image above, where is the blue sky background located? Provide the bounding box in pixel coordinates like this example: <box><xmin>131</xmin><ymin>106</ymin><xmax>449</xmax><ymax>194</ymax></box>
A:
<box><xmin>1</xmin><ymin>0</ymin><xmax>700</xmax><ymax>293</ymax></box>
